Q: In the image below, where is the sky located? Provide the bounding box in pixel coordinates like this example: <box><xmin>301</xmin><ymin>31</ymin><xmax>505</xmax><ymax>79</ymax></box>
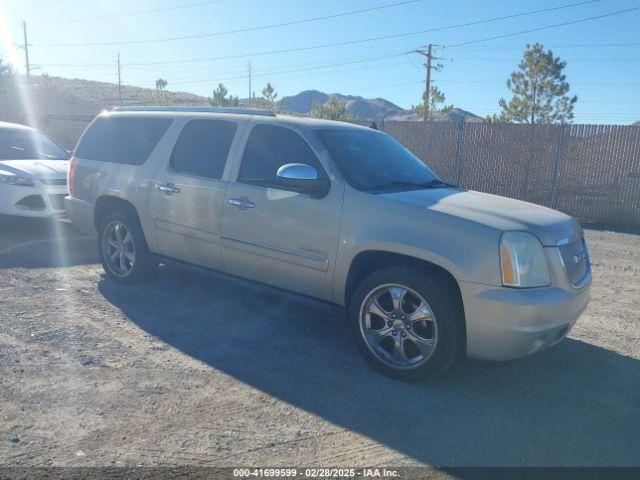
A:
<box><xmin>1</xmin><ymin>0</ymin><xmax>639</xmax><ymax>124</ymax></box>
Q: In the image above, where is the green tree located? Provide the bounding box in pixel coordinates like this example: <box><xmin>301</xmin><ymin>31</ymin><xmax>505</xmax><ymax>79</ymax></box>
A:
<box><xmin>250</xmin><ymin>92</ymin><xmax>268</xmax><ymax>108</ymax></box>
<box><xmin>261</xmin><ymin>82</ymin><xmax>278</xmax><ymax>108</ymax></box>
<box><xmin>210</xmin><ymin>83</ymin><xmax>228</xmax><ymax>106</ymax></box>
<box><xmin>155</xmin><ymin>78</ymin><xmax>167</xmax><ymax>91</ymax></box>
<box><xmin>0</xmin><ymin>58</ymin><xmax>15</xmax><ymax>93</ymax></box>
<box><xmin>497</xmin><ymin>43</ymin><xmax>577</xmax><ymax>124</ymax></box>
<box><xmin>413</xmin><ymin>86</ymin><xmax>453</xmax><ymax>119</ymax></box>
<box><xmin>209</xmin><ymin>83</ymin><xmax>239</xmax><ymax>107</ymax></box>
<box><xmin>310</xmin><ymin>97</ymin><xmax>351</xmax><ymax>121</ymax></box>
<box><xmin>153</xmin><ymin>78</ymin><xmax>169</xmax><ymax>104</ymax></box>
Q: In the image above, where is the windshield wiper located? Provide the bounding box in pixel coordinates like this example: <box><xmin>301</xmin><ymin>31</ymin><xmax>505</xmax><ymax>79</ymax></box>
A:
<box><xmin>369</xmin><ymin>179</ymin><xmax>457</xmax><ymax>191</ymax></box>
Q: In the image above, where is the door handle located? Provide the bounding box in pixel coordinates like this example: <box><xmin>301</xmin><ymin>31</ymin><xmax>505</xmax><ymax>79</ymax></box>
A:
<box><xmin>157</xmin><ymin>182</ymin><xmax>180</xmax><ymax>194</ymax></box>
<box><xmin>228</xmin><ymin>198</ymin><xmax>255</xmax><ymax>210</ymax></box>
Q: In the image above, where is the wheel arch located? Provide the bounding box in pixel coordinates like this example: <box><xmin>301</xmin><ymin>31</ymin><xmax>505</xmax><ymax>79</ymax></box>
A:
<box><xmin>94</xmin><ymin>195</ymin><xmax>141</xmax><ymax>230</ymax></box>
<box><xmin>344</xmin><ymin>250</ymin><xmax>466</xmax><ymax>352</ymax></box>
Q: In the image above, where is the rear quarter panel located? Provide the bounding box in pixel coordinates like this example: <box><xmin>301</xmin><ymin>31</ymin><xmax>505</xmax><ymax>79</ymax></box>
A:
<box><xmin>72</xmin><ymin>116</ymin><xmax>182</xmax><ymax>252</ymax></box>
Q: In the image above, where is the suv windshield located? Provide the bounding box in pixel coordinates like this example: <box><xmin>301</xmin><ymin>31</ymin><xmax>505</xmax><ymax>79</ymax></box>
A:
<box><xmin>0</xmin><ymin>130</ymin><xmax>70</xmax><ymax>160</ymax></box>
<box><xmin>315</xmin><ymin>128</ymin><xmax>445</xmax><ymax>192</ymax></box>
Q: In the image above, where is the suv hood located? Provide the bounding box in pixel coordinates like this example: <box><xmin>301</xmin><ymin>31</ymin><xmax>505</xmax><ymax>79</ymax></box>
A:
<box><xmin>0</xmin><ymin>159</ymin><xmax>69</xmax><ymax>179</ymax></box>
<box><xmin>382</xmin><ymin>188</ymin><xmax>580</xmax><ymax>246</ymax></box>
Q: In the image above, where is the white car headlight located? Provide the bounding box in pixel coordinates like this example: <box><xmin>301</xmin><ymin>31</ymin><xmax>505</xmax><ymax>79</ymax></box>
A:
<box><xmin>500</xmin><ymin>231</ymin><xmax>551</xmax><ymax>288</ymax></box>
<box><xmin>0</xmin><ymin>172</ymin><xmax>34</xmax><ymax>187</ymax></box>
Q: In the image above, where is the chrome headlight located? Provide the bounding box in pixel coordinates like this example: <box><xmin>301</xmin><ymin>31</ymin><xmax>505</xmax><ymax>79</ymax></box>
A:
<box><xmin>0</xmin><ymin>172</ymin><xmax>34</xmax><ymax>187</ymax></box>
<box><xmin>500</xmin><ymin>231</ymin><xmax>551</xmax><ymax>288</ymax></box>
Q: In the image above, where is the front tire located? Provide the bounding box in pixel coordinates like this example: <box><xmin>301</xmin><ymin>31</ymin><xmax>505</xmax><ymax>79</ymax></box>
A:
<box><xmin>98</xmin><ymin>211</ymin><xmax>155</xmax><ymax>284</ymax></box>
<box><xmin>349</xmin><ymin>265</ymin><xmax>464</xmax><ymax>381</ymax></box>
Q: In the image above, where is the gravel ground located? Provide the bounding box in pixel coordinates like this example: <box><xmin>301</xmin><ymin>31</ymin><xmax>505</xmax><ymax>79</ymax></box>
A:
<box><xmin>0</xmin><ymin>216</ymin><xmax>638</xmax><ymax>467</ymax></box>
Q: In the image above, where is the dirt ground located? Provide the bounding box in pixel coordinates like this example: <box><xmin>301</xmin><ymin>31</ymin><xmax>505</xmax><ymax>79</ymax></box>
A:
<box><xmin>0</xmin><ymin>216</ymin><xmax>638</xmax><ymax>467</ymax></box>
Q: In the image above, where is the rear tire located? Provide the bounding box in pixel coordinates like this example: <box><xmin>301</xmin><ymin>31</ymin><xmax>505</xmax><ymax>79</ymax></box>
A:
<box><xmin>98</xmin><ymin>211</ymin><xmax>155</xmax><ymax>284</ymax></box>
<box><xmin>349</xmin><ymin>265</ymin><xmax>463</xmax><ymax>381</ymax></box>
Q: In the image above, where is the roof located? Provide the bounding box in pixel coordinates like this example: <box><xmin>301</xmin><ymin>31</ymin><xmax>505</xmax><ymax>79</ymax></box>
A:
<box><xmin>105</xmin><ymin>108</ymin><xmax>374</xmax><ymax>132</ymax></box>
<box><xmin>271</xmin><ymin>115</ymin><xmax>373</xmax><ymax>131</ymax></box>
<box><xmin>111</xmin><ymin>106</ymin><xmax>275</xmax><ymax>117</ymax></box>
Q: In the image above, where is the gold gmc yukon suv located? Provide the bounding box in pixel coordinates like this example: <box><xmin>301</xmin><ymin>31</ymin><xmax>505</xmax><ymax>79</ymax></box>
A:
<box><xmin>66</xmin><ymin>107</ymin><xmax>591</xmax><ymax>380</ymax></box>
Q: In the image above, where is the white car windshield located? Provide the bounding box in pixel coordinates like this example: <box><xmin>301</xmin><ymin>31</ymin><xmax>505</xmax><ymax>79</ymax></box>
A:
<box><xmin>0</xmin><ymin>130</ymin><xmax>70</xmax><ymax>160</ymax></box>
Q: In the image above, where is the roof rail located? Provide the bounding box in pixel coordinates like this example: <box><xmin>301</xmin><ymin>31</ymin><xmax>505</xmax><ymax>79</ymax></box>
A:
<box><xmin>111</xmin><ymin>106</ymin><xmax>276</xmax><ymax>117</ymax></box>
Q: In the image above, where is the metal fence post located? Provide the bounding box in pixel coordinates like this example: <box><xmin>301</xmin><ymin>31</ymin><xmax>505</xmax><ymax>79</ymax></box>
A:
<box><xmin>550</xmin><ymin>124</ymin><xmax>565</xmax><ymax>209</ymax></box>
<box><xmin>454</xmin><ymin>121</ymin><xmax>465</xmax><ymax>186</ymax></box>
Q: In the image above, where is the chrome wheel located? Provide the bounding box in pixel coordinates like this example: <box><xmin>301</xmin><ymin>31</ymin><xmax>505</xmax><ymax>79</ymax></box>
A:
<box><xmin>102</xmin><ymin>220</ymin><xmax>136</xmax><ymax>278</ymax></box>
<box><xmin>359</xmin><ymin>284</ymin><xmax>438</xmax><ymax>370</ymax></box>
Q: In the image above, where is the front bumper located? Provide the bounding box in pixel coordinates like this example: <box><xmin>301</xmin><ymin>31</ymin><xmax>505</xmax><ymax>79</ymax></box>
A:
<box><xmin>0</xmin><ymin>181</ymin><xmax>68</xmax><ymax>218</ymax></box>
<box><xmin>460</xmin><ymin>279</ymin><xmax>591</xmax><ymax>361</ymax></box>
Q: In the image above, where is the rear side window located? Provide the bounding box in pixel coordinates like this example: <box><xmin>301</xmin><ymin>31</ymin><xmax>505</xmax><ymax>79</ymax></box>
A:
<box><xmin>170</xmin><ymin>119</ymin><xmax>237</xmax><ymax>179</ymax></box>
<box><xmin>238</xmin><ymin>124</ymin><xmax>324</xmax><ymax>187</ymax></box>
<box><xmin>75</xmin><ymin>117</ymin><xmax>172</xmax><ymax>165</ymax></box>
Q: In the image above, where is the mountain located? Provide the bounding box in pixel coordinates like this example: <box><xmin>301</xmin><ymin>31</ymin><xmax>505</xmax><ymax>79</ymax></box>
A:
<box><xmin>278</xmin><ymin>89</ymin><xmax>480</xmax><ymax>122</ymax></box>
<box><xmin>1</xmin><ymin>75</ymin><xmax>479</xmax><ymax>123</ymax></box>
<box><xmin>385</xmin><ymin>107</ymin><xmax>482</xmax><ymax>123</ymax></box>
<box><xmin>279</xmin><ymin>90</ymin><xmax>405</xmax><ymax>119</ymax></box>
<box><xmin>26</xmin><ymin>75</ymin><xmax>208</xmax><ymax>111</ymax></box>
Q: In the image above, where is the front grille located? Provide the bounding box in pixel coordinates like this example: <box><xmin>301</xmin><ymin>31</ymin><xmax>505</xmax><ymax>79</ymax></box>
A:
<box><xmin>48</xmin><ymin>194</ymin><xmax>66</xmax><ymax>211</ymax></box>
<box><xmin>558</xmin><ymin>237</ymin><xmax>590</xmax><ymax>287</ymax></box>
<box><xmin>15</xmin><ymin>195</ymin><xmax>46</xmax><ymax>210</ymax></box>
<box><xmin>41</xmin><ymin>178</ymin><xmax>67</xmax><ymax>186</ymax></box>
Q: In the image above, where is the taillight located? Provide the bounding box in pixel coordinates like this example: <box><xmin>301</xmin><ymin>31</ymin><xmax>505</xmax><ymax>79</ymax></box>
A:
<box><xmin>68</xmin><ymin>157</ymin><xmax>75</xmax><ymax>196</ymax></box>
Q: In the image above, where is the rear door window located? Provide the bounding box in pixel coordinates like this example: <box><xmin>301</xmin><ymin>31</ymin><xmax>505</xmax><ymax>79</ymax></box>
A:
<box><xmin>238</xmin><ymin>124</ymin><xmax>325</xmax><ymax>187</ymax></box>
<box><xmin>75</xmin><ymin>116</ymin><xmax>172</xmax><ymax>165</ymax></box>
<box><xmin>170</xmin><ymin>119</ymin><xmax>237</xmax><ymax>179</ymax></box>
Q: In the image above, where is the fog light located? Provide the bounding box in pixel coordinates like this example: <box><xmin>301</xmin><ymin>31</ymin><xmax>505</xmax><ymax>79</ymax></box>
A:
<box><xmin>15</xmin><ymin>195</ymin><xmax>46</xmax><ymax>210</ymax></box>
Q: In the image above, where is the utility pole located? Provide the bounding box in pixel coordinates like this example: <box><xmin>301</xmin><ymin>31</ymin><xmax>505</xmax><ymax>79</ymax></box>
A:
<box><xmin>13</xmin><ymin>22</ymin><xmax>32</xmax><ymax>80</ymax></box>
<box><xmin>412</xmin><ymin>43</ymin><xmax>443</xmax><ymax>122</ymax></box>
<box><xmin>22</xmin><ymin>22</ymin><xmax>30</xmax><ymax>79</ymax></box>
<box><xmin>424</xmin><ymin>43</ymin><xmax>432</xmax><ymax>122</ymax></box>
<box><xmin>117</xmin><ymin>52</ymin><xmax>122</xmax><ymax>105</ymax></box>
<box><xmin>248</xmin><ymin>61</ymin><xmax>252</xmax><ymax>105</ymax></box>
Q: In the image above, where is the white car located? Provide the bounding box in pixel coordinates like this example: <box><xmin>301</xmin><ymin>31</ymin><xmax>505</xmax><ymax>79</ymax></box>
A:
<box><xmin>0</xmin><ymin>121</ymin><xmax>70</xmax><ymax>217</ymax></box>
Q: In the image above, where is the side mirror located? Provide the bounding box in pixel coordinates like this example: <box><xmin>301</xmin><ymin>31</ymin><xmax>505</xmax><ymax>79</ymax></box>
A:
<box><xmin>275</xmin><ymin>163</ymin><xmax>329</xmax><ymax>198</ymax></box>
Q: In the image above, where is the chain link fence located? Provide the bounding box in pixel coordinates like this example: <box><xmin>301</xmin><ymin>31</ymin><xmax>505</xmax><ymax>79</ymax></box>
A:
<box><xmin>382</xmin><ymin>121</ymin><xmax>640</xmax><ymax>225</ymax></box>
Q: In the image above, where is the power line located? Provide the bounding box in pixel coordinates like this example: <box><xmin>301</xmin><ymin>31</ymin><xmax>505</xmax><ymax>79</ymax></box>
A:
<box><xmin>36</xmin><ymin>49</ymin><xmax>416</xmax><ymax>87</ymax></box>
<box><xmin>432</xmin><ymin>80</ymin><xmax>640</xmax><ymax>86</ymax></box>
<box><xmin>100</xmin><ymin>2</ymin><xmax>623</xmax><ymax>67</ymax></box>
<box><xmin>445</xmin><ymin>5</ymin><xmax>640</xmax><ymax>48</ymax></box>
<box><xmin>38</xmin><ymin>0</ymin><xmax>424</xmax><ymax>47</ymax></box>
<box><xmin>38</xmin><ymin>54</ymin><xmax>640</xmax><ymax>74</ymax></box>
<box><xmin>75</xmin><ymin>50</ymin><xmax>411</xmax><ymax>81</ymax></box>
<box><xmin>358</xmin><ymin>80</ymin><xmax>423</xmax><ymax>91</ymax></box>
<box><xmin>168</xmin><ymin>54</ymin><xmax>411</xmax><ymax>86</ymax></box>
<box><xmin>44</xmin><ymin>50</ymin><xmax>640</xmax><ymax>90</ymax></box>
<box><xmin>69</xmin><ymin>0</ymin><xmax>228</xmax><ymax>23</ymax></box>
<box><xmin>450</xmin><ymin>100</ymin><xmax>640</xmax><ymax>104</ymax></box>
<box><xmin>25</xmin><ymin>0</ymin><xmax>229</xmax><ymax>25</ymax></box>
<box><xmin>38</xmin><ymin>0</ymin><xmax>605</xmax><ymax>48</ymax></box>
<box><xmin>448</xmin><ymin>57</ymin><xmax>640</xmax><ymax>62</ymax></box>
<box><xmin>36</xmin><ymin>41</ymin><xmax>640</xmax><ymax>69</ymax></box>
<box><xmin>445</xmin><ymin>42</ymin><xmax>640</xmax><ymax>50</ymax></box>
